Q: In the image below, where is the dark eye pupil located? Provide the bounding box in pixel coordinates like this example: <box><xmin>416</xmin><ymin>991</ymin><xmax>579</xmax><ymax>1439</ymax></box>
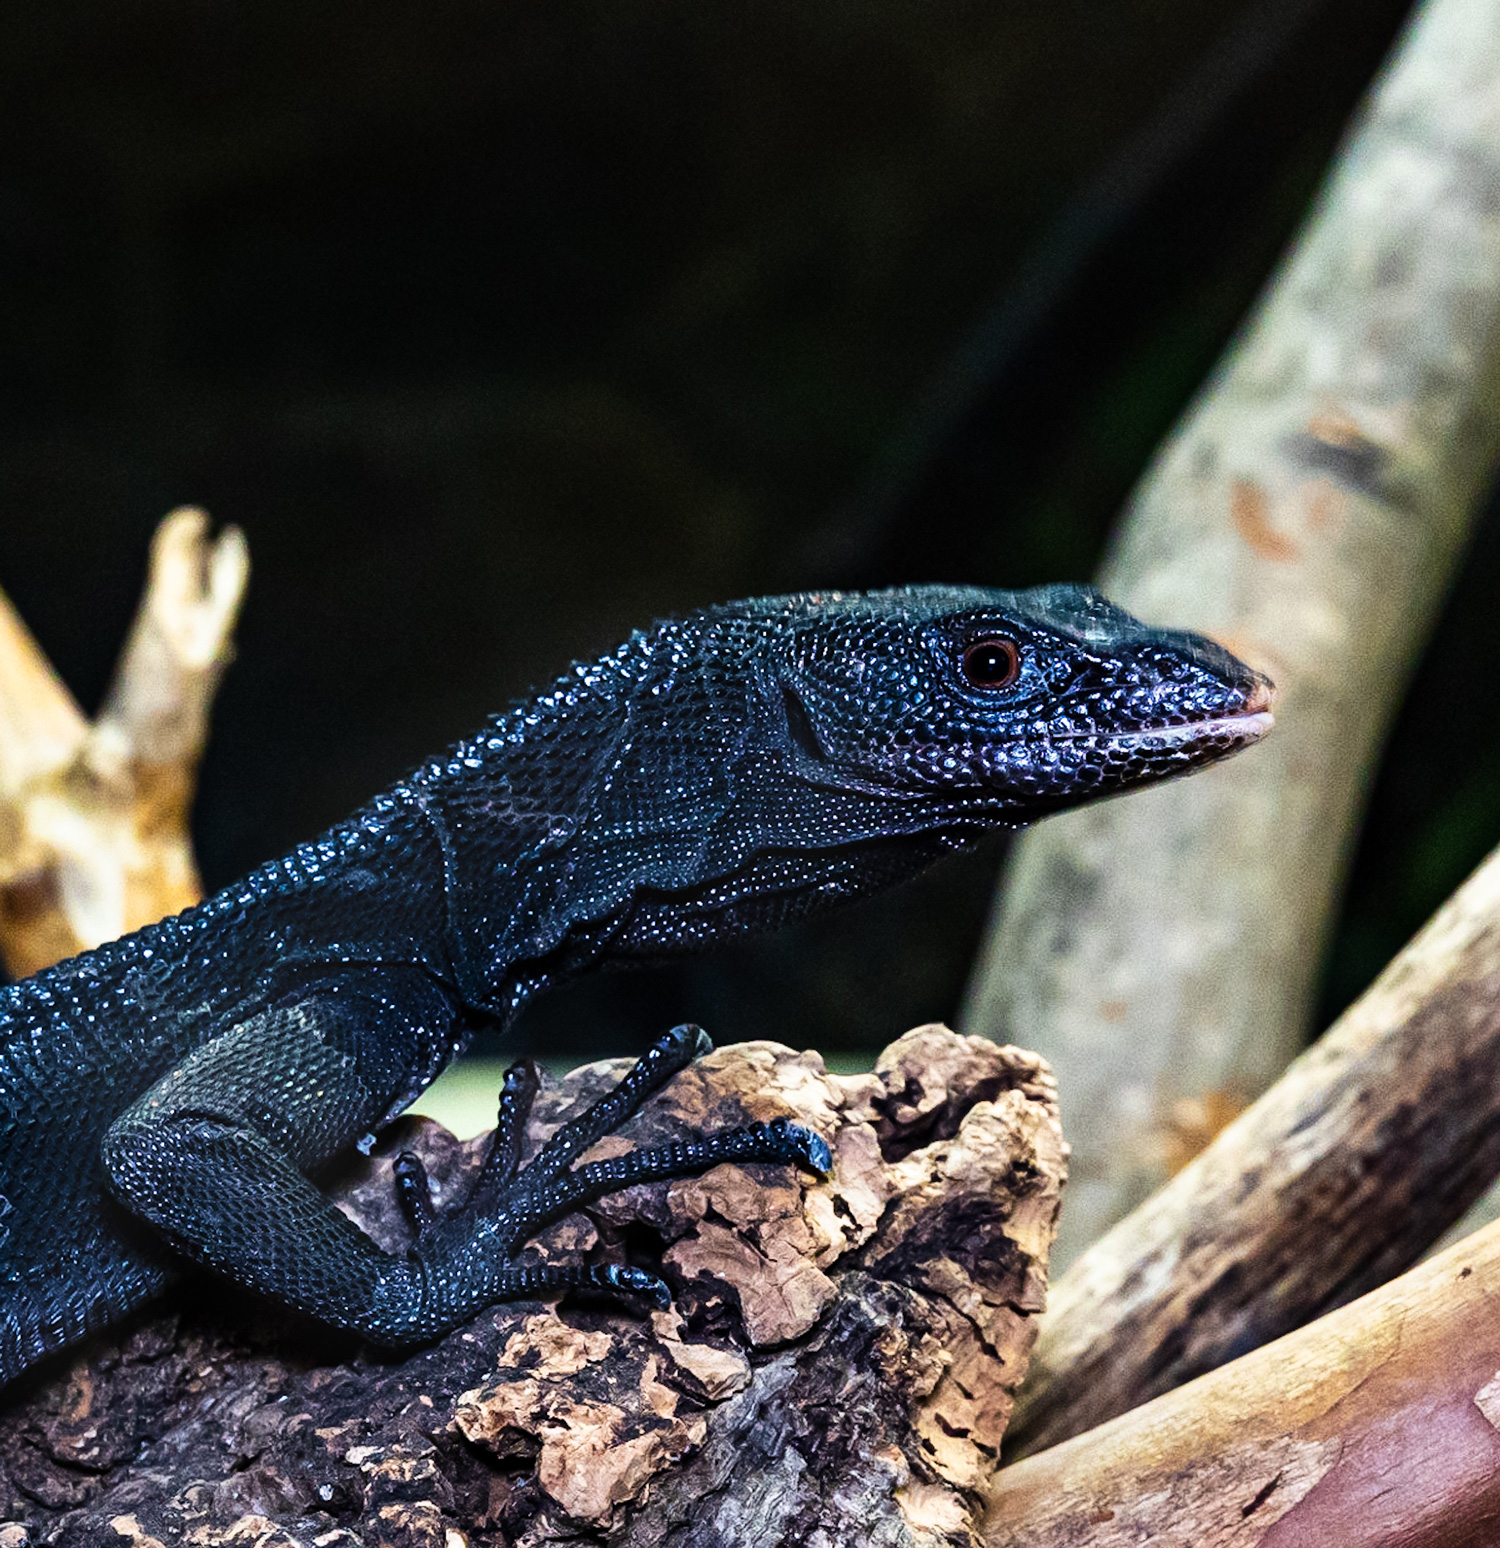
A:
<box><xmin>962</xmin><ymin>638</ymin><xmax>1019</xmax><ymax>688</ymax></box>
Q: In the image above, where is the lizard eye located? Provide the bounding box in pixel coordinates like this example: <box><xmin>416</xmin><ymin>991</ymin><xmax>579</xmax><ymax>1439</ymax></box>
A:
<box><xmin>960</xmin><ymin>638</ymin><xmax>1020</xmax><ymax>690</ymax></box>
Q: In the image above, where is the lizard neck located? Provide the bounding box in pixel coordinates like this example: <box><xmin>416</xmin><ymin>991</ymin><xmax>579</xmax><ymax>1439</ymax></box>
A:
<box><xmin>402</xmin><ymin>616</ymin><xmax>1011</xmax><ymax>1022</ymax></box>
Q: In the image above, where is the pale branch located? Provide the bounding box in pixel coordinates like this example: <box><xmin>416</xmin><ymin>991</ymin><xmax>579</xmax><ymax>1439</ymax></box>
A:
<box><xmin>984</xmin><ymin>1217</ymin><xmax>1500</xmax><ymax>1548</ymax></box>
<box><xmin>1008</xmin><ymin>833</ymin><xmax>1500</xmax><ymax>1457</ymax></box>
<box><xmin>97</xmin><ymin>505</ymin><xmax>250</xmax><ymax>770</ymax></box>
<box><xmin>0</xmin><ymin>508</ymin><xmax>247</xmax><ymax>980</ymax></box>
<box><xmin>0</xmin><ymin>571</ymin><xmax>86</xmax><ymax>795</ymax></box>
<box><xmin>964</xmin><ymin>0</ymin><xmax>1500</xmax><ymax>1267</ymax></box>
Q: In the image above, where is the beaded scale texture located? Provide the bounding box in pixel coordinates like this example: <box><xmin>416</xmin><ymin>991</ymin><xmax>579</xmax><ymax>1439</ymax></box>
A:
<box><xmin>0</xmin><ymin>584</ymin><xmax>1271</xmax><ymax>1382</ymax></box>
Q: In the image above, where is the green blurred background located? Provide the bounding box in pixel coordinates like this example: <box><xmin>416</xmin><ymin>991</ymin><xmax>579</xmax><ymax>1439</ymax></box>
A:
<box><xmin>3</xmin><ymin>0</ymin><xmax>1487</xmax><ymax>1083</ymax></box>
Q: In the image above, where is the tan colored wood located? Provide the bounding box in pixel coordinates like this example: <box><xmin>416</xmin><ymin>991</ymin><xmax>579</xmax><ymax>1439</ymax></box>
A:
<box><xmin>985</xmin><ymin>1217</ymin><xmax>1500</xmax><ymax>1547</ymax></box>
<box><xmin>964</xmin><ymin>0</ymin><xmax>1500</xmax><ymax>1269</ymax></box>
<box><xmin>0</xmin><ymin>576</ymin><xmax>87</xmax><ymax>796</ymax></box>
<box><xmin>1009</xmin><ymin>833</ymin><xmax>1500</xmax><ymax>1456</ymax></box>
<box><xmin>0</xmin><ymin>508</ymin><xmax>247</xmax><ymax>977</ymax></box>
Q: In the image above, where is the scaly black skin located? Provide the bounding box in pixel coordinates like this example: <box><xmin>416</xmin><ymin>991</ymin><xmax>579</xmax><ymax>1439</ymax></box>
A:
<box><xmin>0</xmin><ymin>583</ymin><xmax>1271</xmax><ymax>1385</ymax></box>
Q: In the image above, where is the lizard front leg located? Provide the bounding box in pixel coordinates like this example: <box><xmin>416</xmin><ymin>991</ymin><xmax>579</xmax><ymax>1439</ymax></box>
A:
<box><xmin>100</xmin><ymin>986</ymin><xmax>828</xmax><ymax>1345</ymax></box>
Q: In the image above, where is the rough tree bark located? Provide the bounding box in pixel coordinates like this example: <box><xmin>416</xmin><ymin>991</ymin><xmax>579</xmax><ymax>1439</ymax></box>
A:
<box><xmin>964</xmin><ymin>0</ymin><xmax>1500</xmax><ymax>1268</ymax></box>
<box><xmin>1008</xmin><ymin>832</ymin><xmax>1500</xmax><ymax>1456</ymax></box>
<box><xmin>0</xmin><ymin>1028</ymin><xmax>1064</xmax><ymax>1548</ymax></box>
<box><xmin>984</xmin><ymin>1217</ymin><xmax>1500</xmax><ymax>1547</ymax></box>
<box><xmin>0</xmin><ymin>508</ymin><xmax>247</xmax><ymax>980</ymax></box>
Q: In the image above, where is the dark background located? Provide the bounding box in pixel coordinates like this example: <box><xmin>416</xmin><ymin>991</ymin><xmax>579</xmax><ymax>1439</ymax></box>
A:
<box><xmin>1</xmin><ymin>0</ymin><xmax>1484</xmax><ymax>1060</ymax></box>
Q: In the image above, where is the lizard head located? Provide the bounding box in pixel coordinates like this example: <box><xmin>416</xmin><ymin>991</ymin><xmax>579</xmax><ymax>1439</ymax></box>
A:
<box><xmin>771</xmin><ymin>583</ymin><xmax>1273</xmax><ymax>821</ymax></box>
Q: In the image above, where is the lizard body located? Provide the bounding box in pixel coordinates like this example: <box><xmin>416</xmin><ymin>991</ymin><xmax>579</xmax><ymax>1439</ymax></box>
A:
<box><xmin>0</xmin><ymin>583</ymin><xmax>1271</xmax><ymax>1384</ymax></box>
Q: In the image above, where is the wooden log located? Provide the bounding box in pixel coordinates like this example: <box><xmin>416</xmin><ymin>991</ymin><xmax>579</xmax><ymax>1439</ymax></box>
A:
<box><xmin>1009</xmin><ymin>834</ymin><xmax>1500</xmax><ymax>1457</ymax></box>
<box><xmin>964</xmin><ymin>0</ymin><xmax>1500</xmax><ymax>1269</ymax></box>
<box><xmin>0</xmin><ymin>1027</ymin><xmax>1064</xmax><ymax>1547</ymax></box>
<box><xmin>0</xmin><ymin>509</ymin><xmax>247</xmax><ymax>978</ymax></box>
<box><xmin>984</xmin><ymin>1216</ymin><xmax>1500</xmax><ymax>1547</ymax></box>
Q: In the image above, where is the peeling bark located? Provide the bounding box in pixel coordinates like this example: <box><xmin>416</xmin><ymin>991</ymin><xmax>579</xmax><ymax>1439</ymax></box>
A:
<box><xmin>0</xmin><ymin>1028</ymin><xmax>1064</xmax><ymax>1547</ymax></box>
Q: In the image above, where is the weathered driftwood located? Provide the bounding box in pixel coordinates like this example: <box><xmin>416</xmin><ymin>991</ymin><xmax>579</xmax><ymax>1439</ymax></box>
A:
<box><xmin>0</xmin><ymin>508</ymin><xmax>247</xmax><ymax>980</ymax></box>
<box><xmin>965</xmin><ymin>0</ymin><xmax>1500</xmax><ymax>1268</ymax></box>
<box><xmin>0</xmin><ymin>1027</ymin><xmax>1063</xmax><ymax>1547</ymax></box>
<box><xmin>984</xmin><ymin>1215</ymin><xmax>1500</xmax><ymax>1547</ymax></box>
<box><xmin>1010</xmin><ymin>834</ymin><xmax>1500</xmax><ymax>1457</ymax></box>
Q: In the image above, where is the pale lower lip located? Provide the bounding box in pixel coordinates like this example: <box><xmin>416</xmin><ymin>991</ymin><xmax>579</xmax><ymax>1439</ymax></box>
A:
<box><xmin>1055</xmin><ymin>710</ymin><xmax>1275</xmax><ymax>748</ymax></box>
<box><xmin>1212</xmin><ymin>709</ymin><xmax>1274</xmax><ymax>741</ymax></box>
<box><xmin>1121</xmin><ymin>710</ymin><xmax>1274</xmax><ymax>745</ymax></box>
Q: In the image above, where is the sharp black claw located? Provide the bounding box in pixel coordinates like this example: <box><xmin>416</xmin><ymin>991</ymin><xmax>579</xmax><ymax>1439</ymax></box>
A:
<box><xmin>604</xmin><ymin>1265</ymin><xmax>672</xmax><ymax>1309</ymax></box>
<box><xmin>501</xmin><ymin>1057</ymin><xmax>542</xmax><ymax>1097</ymax></box>
<box><xmin>657</xmin><ymin>1023</ymin><xmax>712</xmax><ymax>1061</ymax></box>
<box><xmin>767</xmin><ymin>1118</ymin><xmax>833</xmax><ymax>1175</ymax></box>
<box><xmin>458</xmin><ymin>1028</ymin><xmax>829</xmax><ymax>1319</ymax></box>
<box><xmin>393</xmin><ymin>1150</ymin><xmax>437</xmax><ymax>1236</ymax></box>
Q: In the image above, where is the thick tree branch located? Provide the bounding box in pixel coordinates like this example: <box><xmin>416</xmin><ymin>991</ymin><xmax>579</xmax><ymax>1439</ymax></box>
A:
<box><xmin>985</xmin><ymin>1217</ymin><xmax>1500</xmax><ymax>1547</ymax></box>
<box><xmin>1009</xmin><ymin>833</ymin><xmax>1500</xmax><ymax>1456</ymax></box>
<box><xmin>964</xmin><ymin>0</ymin><xmax>1500</xmax><ymax>1267</ymax></box>
<box><xmin>0</xmin><ymin>1029</ymin><xmax>1063</xmax><ymax>1547</ymax></box>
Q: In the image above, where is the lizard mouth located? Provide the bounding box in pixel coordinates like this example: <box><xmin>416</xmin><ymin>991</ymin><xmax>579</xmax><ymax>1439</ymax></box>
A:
<box><xmin>1058</xmin><ymin>675</ymin><xmax>1276</xmax><ymax>751</ymax></box>
<box><xmin>1084</xmin><ymin>708</ymin><xmax>1274</xmax><ymax>749</ymax></box>
<box><xmin>1028</xmin><ymin>706</ymin><xmax>1273</xmax><ymax>787</ymax></box>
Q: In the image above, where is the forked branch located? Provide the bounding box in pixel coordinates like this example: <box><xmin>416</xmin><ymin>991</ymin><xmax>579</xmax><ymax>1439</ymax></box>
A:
<box><xmin>0</xmin><ymin>508</ymin><xmax>247</xmax><ymax>978</ymax></box>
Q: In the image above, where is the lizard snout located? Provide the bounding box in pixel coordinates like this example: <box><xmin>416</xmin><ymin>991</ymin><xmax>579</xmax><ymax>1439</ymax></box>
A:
<box><xmin>1240</xmin><ymin>675</ymin><xmax>1276</xmax><ymax>716</ymax></box>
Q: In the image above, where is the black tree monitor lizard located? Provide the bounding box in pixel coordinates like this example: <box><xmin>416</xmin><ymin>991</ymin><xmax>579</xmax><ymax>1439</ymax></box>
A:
<box><xmin>0</xmin><ymin>583</ymin><xmax>1272</xmax><ymax>1385</ymax></box>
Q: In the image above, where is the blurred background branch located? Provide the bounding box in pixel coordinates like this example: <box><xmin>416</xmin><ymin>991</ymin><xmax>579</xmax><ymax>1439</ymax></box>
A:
<box><xmin>0</xmin><ymin>509</ymin><xmax>245</xmax><ymax>978</ymax></box>
<box><xmin>964</xmin><ymin>0</ymin><xmax>1500</xmax><ymax>1267</ymax></box>
<box><xmin>1012</xmin><ymin>826</ymin><xmax>1500</xmax><ymax>1456</ymax></box>
<box><xmin>986</xmin><ymin>1216</ymin><xmax>1500</xmax><ymax>1546</ymax></box>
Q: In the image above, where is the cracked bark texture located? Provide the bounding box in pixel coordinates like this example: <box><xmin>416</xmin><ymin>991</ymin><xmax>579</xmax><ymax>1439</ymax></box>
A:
<box><xmin>963</xmin><ymin>0</ymin><xmax>1500</xmax><ymax>1268</ymax></box>
<box><xmin>0</xmin><ymin>1027</ymin><xmax>1063</xmax><ymax>1548</ymax></box>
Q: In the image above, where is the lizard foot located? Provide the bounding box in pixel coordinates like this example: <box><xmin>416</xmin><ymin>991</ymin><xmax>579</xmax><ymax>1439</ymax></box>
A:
<box><xmin>404</xmin><ymin>1024</ymin><xmax>831</xmax><ymax>1312</ymax></box>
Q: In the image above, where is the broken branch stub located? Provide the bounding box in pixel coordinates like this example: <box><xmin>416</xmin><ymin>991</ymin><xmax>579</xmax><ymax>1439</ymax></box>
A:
<box><xmin>0</xmin><ymin>509</ymin><xmax>247</xmax><ymax>979</ymax></box>
<box><xmin>0</xmin><ymin>1027</ymin><xmax>1064</xmax><ymax>1548</ymax></box>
